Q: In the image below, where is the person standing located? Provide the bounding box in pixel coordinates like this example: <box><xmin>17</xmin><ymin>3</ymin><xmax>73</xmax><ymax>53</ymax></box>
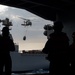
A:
<box><xmin>69</xmin><ymin>32</ymin><xmax>75</xmax><ymax>74</ymax></box>
<box><xmin>42</xmin><ymin>21</ymin><xmax>70</xmax><ymax>75</ymax></box>
<box><xmin>0</xmin><ymin>27</ymin><xmax>15</xmax><ymax>75</ymax></box>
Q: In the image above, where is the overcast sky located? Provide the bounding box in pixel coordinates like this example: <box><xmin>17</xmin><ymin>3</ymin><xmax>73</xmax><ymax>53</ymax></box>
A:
<box><xmin>0</xmin><ymin>4</ymin><xmax>53</xmax><ymax>52</ymax></box>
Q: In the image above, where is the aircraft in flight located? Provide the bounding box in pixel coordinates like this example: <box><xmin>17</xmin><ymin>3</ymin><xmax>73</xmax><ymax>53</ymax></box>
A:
<box><xmin>18</xmin><ymin>17</ymin><xmax>32</xmax><ymax>40</ymax></box>
<box><xmin>18</xmin><ymin>16</ymin><xmax>32</xmax><ymax>27</ymax></box>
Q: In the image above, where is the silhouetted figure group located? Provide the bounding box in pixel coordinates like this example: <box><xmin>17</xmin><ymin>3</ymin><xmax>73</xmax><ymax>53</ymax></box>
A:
<box><xmin>42</xmin><ymin>21</ymin><xmax>74</xmax><ymax>75</ymax></box>
<box><xmin>0</xmin><ymin>21</ymin><xmax>75</xmax><ymax>75</ymax></box>
<box><xmin>0</xmin><ymin>27</ymin><xmax>15</xmax><ymax>75</ymax></box>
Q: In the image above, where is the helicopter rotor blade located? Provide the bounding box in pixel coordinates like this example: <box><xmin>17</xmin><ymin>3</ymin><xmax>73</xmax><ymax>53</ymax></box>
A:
<box><xmin>18</xmin><ymin>17</ymin><xmax>27</xmax><ymax>20</ymax></box>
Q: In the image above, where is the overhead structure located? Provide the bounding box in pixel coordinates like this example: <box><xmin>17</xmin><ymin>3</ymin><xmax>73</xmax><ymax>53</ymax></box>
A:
<box><xmin>0</xmin><ymin>0</ymin><xmax>75</xmax><ymax>21</ymax></box>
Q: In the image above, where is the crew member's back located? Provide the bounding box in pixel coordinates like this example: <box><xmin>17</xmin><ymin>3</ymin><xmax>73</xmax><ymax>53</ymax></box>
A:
<box><xmin>0</xmin><ymin>27</ymin><xmax>15</xmax><ymax>75</ymax></box>
<box><xmin>42</xmin><ymin>21</ymin><xmax>70</xmax><ymax>75</ymax></box>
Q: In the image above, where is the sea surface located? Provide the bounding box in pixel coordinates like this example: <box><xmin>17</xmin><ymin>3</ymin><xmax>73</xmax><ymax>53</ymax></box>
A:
<box><xmin>11</xmin><ymin>69</ymin><xmax>49</xmax><ymax>75</ymax></box>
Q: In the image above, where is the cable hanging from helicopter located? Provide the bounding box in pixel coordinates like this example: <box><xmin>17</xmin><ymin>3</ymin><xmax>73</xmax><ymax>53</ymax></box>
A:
<box><xmin>18</xmin><ymin>17</ymin><xmax>32</xmax><ymax>40</ymax></box>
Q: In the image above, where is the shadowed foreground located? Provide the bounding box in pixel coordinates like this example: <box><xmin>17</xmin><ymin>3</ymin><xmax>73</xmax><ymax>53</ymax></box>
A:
<box><xmin>14</xmin><ymin>73</ymin><xmax>49</xmax><ymax>75</ymax></box>
<box><xmin>9</xmin><ymin>73</ymin><xmax>49</xmax><ymax>75</ymax></box>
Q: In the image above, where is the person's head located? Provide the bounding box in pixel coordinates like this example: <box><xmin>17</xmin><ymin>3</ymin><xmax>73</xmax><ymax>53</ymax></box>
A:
<box><xmin>53</xmin><ymin>21</ymin><xmax>64</xmax><ymax>32</ymax></box>
<box><xmin>72</xmin><ymin>32</ymin><xmax>75</xmax><ymax>42</ymax></box>
<box><xmin>2</xmin><ymin>26</ymin><xmax>9</xmax><ymax>37</ymax></box>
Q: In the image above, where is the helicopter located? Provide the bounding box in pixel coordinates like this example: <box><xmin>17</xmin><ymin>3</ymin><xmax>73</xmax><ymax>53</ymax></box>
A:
<box><xmin>18</xmin><ymin>17</ymin><xmax>32</xmax><ymax>40</ymax></box>
<box><xmin>18</xmin><ymin>17</ymin><xmax>32</xmax><ymax>27</ymax></box>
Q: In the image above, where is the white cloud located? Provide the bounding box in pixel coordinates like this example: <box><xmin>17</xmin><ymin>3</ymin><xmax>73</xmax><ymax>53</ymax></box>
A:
<box><xmin>27</xmin><ymin>17</ymin><xmax>39</xmax><ymax>20</ymax></box>
<box><xmin>0</xmin><ymin>4</ymin><xmax>9</xmax><ymax>14</ymax></box>
<box><xmin>9</xmin><ymin>15</ymin><xmax>21</xmax><ymax>21</ymax></box>
<box><xmin>11</xmin><ymin>15</ymin><xmax>39</xmax><ymax>21</ymax></box>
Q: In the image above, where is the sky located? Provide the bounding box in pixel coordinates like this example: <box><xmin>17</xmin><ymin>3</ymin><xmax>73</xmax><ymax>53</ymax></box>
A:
<box><xmin>0</xmin><ymin>4</ymin><xmax>53</xmax><ymax>52</ymax></box>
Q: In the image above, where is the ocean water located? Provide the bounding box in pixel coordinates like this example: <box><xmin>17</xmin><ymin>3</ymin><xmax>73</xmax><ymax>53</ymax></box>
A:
<box><xmin>11</xmin><ymin>69</ymin><xmax>49</xmax><ymax>75</ymax></box>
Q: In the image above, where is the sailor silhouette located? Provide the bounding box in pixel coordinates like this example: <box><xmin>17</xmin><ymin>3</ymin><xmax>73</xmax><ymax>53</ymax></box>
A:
<box><xmin>42</xmin><ymin>21</ymin><xmax>69</xmax><ymax>75</ymax></box>
<box><xmin>69</xmin><ymin>32</ymin><xmax>75</xmax><ymax>74</ymax></box>
<box><xmin>0</xmin><ymin>26</ymin><xmax>15</xmax><ymax>75</ymax></box>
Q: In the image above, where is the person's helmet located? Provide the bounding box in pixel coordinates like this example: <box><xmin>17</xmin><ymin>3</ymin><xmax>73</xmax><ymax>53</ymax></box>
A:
<box><xmin>2</xmin><ymin>26</ymin><xmax>9</xmax><ymax>36</ymax></box>
<box><xmin>2</xmin><ymin>26</ymin><xmax>9</xmax><ymax>32</ymax></box>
